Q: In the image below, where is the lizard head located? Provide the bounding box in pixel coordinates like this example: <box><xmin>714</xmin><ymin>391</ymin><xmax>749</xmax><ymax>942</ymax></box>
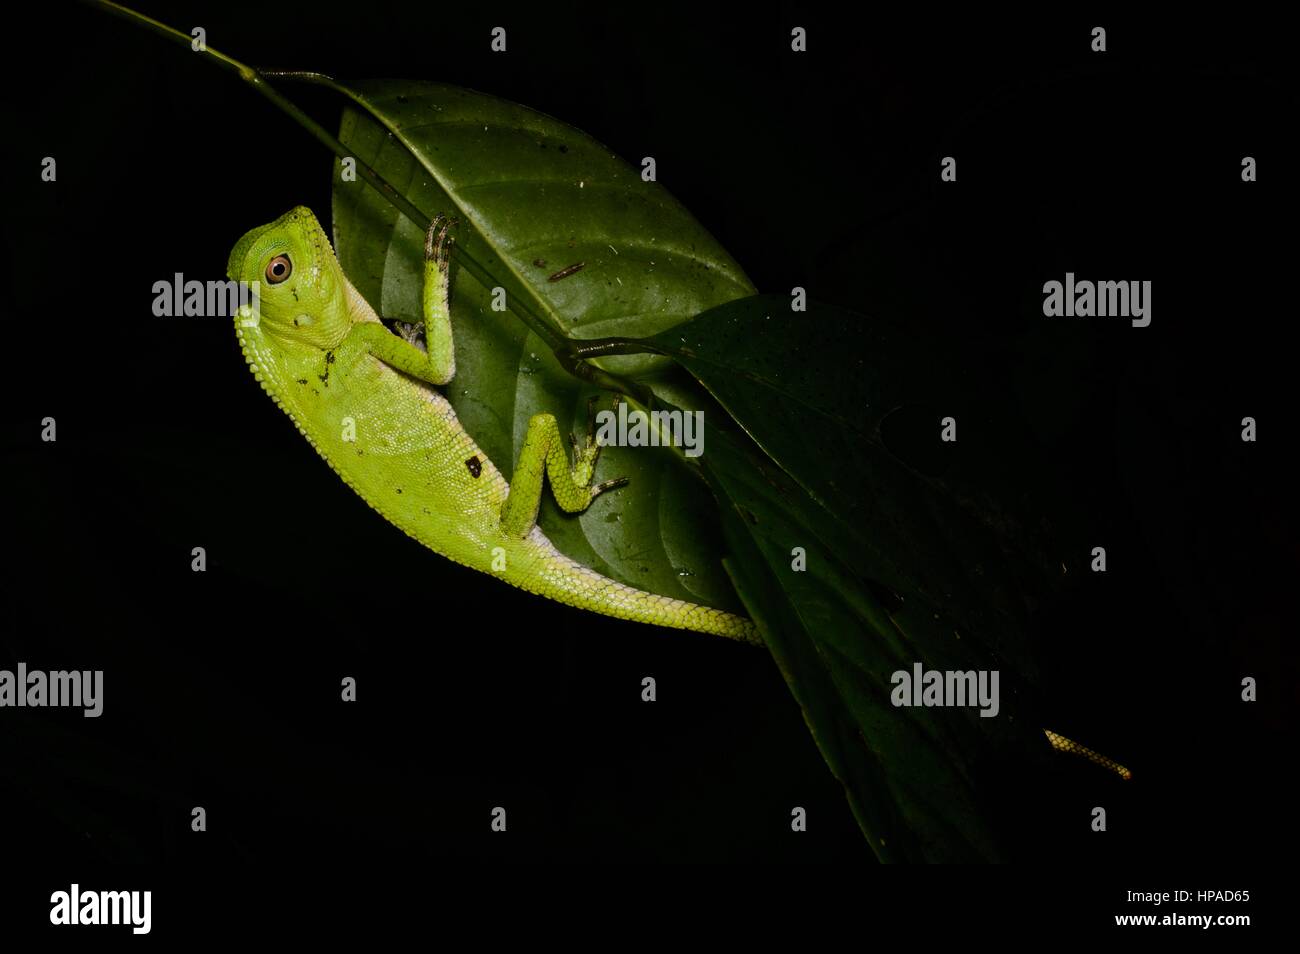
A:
<box><xmin>226</xmin><ymin>206</ymin><xmax>352</xmax><ymax>352</ymax></box>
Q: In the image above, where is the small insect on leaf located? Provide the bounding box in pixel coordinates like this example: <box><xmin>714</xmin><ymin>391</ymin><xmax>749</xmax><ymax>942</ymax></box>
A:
<box><xmin>547</xmin><ymin>262</ymin><xmax>585</xmax><ymax>282</ymax></box>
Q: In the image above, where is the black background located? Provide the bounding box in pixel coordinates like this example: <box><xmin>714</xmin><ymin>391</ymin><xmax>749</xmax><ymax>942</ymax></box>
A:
<box><xmin>0</xmin><ymin>1</ymin><xmax>1293</xmax><ymax>872</ymax></box>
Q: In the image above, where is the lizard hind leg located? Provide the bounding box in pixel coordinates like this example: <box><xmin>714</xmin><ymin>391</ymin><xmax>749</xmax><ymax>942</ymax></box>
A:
<box><xmin>500</xmin><ymin>405</ymin><xmax>628</xmax><ymax>538</ymax></box>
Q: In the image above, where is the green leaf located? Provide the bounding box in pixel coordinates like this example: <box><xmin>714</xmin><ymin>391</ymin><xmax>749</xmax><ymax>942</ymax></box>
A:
<box><xmin>702</xmin><ymin>422</ymin><xmax>1035</xmax><ymax>861</ymax></box>
<box><xmin>330</xmin><ymin>80</ymin><xmax>753</xmax><ymax>609</ymax></box>
<box><xmin>649</xmin><ymin>295</ymin><xmax>1080</xmax><ymax>679</ymax></box>
<box><xmin>647</xmin><ymin>297</ymin><xmax>1074</xmax><ymax>859</ymax></box>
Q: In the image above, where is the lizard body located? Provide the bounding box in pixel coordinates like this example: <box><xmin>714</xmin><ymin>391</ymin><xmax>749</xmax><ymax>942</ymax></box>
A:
<box><xmin>227</xmin><ymin>206</ymin><xmax>759</xmax><ymax>644</ymax></box>
<box><xmin>226</xmin><ymin>207</ymin><xmax>1130</xmax><ymax>781</ymax></box>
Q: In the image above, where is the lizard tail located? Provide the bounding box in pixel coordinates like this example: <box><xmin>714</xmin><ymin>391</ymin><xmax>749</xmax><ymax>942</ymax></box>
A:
<box><xmin>1044</xmin><ymin>729</ymin><xmax>1133</xmax><ymax>780</ymax></box>
<box><xmin>521</xmin><ymin>532</ymin><xmax>763</xmax><ymax>645</ymax></box>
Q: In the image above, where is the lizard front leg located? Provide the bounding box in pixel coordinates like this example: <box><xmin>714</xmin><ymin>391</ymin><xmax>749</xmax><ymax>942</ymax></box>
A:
<box><xmin>355</xmin><ymin>214</ymin><xmax>458</xmax><ymax>385</ymax></box>
<box><xmin>500</xmin><ymin>397</ymin><xmax>628</xmax><ymax>538</ymax></box>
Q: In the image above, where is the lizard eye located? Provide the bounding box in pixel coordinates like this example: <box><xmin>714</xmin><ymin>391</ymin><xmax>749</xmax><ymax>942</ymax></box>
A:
<box><xmin>265</xmin><ymin>254</ymin><xmax>293</xmax><ymax>284</ymax></box>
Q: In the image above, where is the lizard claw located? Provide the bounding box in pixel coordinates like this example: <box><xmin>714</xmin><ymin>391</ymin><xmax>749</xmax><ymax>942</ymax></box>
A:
<box><xmin>424</xmin><ymin>214</ymin><xmax>460</xmax><ymax>272</ymax></box>
<box><xmin>575</xmin><ymin>392</ymin><xmax>623</xmax><ymax>481</ymax></box>
<box><xmin>423</xmin><ymin>214</ymin><xmax>446</xmax><ymax>260</ymax></box>
<box><xmin>393</xmin><ymin>320</ymin><xmax>424</xmax><ymax>348</ymax></box>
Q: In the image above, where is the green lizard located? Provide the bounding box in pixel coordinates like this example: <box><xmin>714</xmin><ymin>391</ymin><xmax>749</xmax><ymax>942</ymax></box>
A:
<box><xmin>226</xmin><ymin>205</ymin><xmax>1130</xmax><ymax>781</ymax></box>
<box><xmin>227</xmin><ymin>206</ymin><xmax>761</xmax><ymax>644</ymax></box>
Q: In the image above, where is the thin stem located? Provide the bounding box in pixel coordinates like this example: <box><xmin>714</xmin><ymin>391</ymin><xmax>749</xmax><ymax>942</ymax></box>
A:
<box><xmin>567</xmin><ymin>338</ymin><xmax>669</xmax><ymax>360</ymax></box>
<box><xmin>87</xmin><ymin>2</ymin><xmax>429</xmax><ymax>229</ymax></box>
<box><xmin>88</xmin><ymin>0</ymin><xmax>246</xmax><ymax>75</ymax></box>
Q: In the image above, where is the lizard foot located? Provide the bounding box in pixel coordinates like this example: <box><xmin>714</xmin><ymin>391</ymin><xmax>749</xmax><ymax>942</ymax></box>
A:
<box><xmin>424</xmin><ymin>213</ymin><xmax>460</xmax><ymax>273</ymax></box>
<box><xmin>573</xmin><ymin>394</ymin><xmax>626</xmax><ymax>489</ymax></box>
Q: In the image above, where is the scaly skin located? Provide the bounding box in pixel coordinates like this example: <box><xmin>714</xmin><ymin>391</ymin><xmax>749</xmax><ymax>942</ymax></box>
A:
<box><xmin>227</xmin><ymin>206</ymin><xmax>760</xmax><ymax>644</ymax></box>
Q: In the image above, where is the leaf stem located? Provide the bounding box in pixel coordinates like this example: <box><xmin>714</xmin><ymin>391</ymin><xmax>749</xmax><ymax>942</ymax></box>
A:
<box><xmin>86</xmin><ymin>2</ymin><xmax>431</xmax><ymax>229</ymax></box>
